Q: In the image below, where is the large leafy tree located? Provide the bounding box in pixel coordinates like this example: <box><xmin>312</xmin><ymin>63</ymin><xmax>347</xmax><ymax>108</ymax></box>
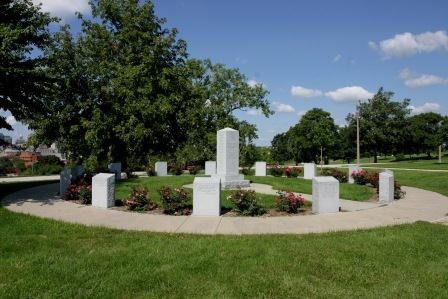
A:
<box><xmin>287</xmin><ymin>108</ymin><xmax>339</xmax><ymax>164</ymax></box>
<box><xmin>407</xmin><ymin>112</ymin><xmax>444</xmax><ymax>158</ymax></box>
<box><xmin>0</xmin><ymin>0</ymin><xmax>56</xmax><ymax>129</ymax></box>
<box><xmin>29</xmin><ymin>0</ymin><xmax>271</xmax><ymax>170</ymax></box>
<box><xmin>347</xmin><ymin>88</ymin><xmax>410</xmax><ymax>163</ymax></box>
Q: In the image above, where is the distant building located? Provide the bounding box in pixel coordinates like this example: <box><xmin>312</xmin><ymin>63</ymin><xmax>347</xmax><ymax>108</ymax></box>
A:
<box><xmin>0</xmin><ymin>133</ymin><xmax>12</xmax><ymax>145</ymax></box>
<box><xmin>0</xmin><ymin>148</ymin><xmax>20</xmax><ymax>158</ymax></box>
<box><xmin>19</xmin><ymin>151</ymin><xmax>40</xmax><ymax>166</ymax></box>
<box><xmin>35</xmin><ymin>143</ymin><xmax>65</xmax><ymax>161</ymax></box>
<box><xmin>15</xmin><ymin>135</ymin><xmax>26</xmax><ymax>147</ymax></box>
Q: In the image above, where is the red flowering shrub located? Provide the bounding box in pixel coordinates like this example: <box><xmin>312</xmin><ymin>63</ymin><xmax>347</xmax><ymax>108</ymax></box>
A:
<box><xmin>124</xmin><ymin>186</ymin><xmax>156</xmax><ymax>211</ymax></box>
<box><xmin>158</xmin><ymin>186</ymin><xmax>190</xmax><ymax>215</ymax></box>
<box><xmin>187</xmin><ymin>165</ymin><xmax>201</xmax><ymax>175</ymax></box>
<box><xmin>276</xmin><ymin>191</ymin><xmax>305</xmax><ymax>213</ymax></box>
<box><xmin>352</xmin><ymin>169</ymin><xmax>368</xmax><ymax>185</ymax></box>
<box><xmin>64</xmin><ymin>180</ymin><xmax>92</xmax><ymax>204</ymax></box>
<box><xmin>367</xmin><ymin>171</ymin><xmax>379</xmax><ymax>189</ymax></box>
<box><xmin>284</xmin><ymin>167</ymin><xmax>302</xmax><ymax>178</ymax></box>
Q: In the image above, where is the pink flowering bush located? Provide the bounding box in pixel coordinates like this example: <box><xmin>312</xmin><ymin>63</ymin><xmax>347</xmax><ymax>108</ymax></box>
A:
<box><xmin>124</xmin><ymin>186</ymin><xmax>156</xmax><ymax>211</ymax></box>
<box><xmin>226</xmin><ymin>190</ymin><xmax>266</xmax><ymax>216</ymax></box>
<box><xmin>158</xmin><ymin>186</ymin><xmax>190</xmax><ymax>215</ymax></box>
<box><xmin>284</xmin><ymin>167</ymin><xmax>302</xmax><ymax>178</ymax></box>
<box><xmin>352</xmin><ymin>169</ymin><xmax>368</xmax><ymax>185</ymax></box>
<box><xmin>64</xmin><ymin>180</ymin><xmax>92</xmax><ymax>204</ymax></box>
<box><xmin>275</xmin><ymin>191</ymin><xmax>305</xmax><ymax>213</ymax></box>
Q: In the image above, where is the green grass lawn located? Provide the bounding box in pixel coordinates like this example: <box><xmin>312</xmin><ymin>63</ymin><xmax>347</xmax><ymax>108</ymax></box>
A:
<box><xmin>248</xmin><ymin>176</ymin><xmax>373</xmax><ymax>201</ymax></box>
<box><xmin>359</xmin><ymin>161</ymin><xmax>448</xmax><ymax>170</ymax></box>
<box><xmin>0</xmin><ymin>205</ymin><xmax>447</xmax><ymax>298</ymax></box>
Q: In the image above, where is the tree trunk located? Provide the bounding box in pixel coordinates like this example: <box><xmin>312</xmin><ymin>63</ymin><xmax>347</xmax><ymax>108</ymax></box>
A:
<box><xmin>374</xmin><ymin>153</ymin><xmax>378</xmax><ymax>163</ymax></box>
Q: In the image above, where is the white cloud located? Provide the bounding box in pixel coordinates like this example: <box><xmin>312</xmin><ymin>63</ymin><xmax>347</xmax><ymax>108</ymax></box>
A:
<box><xmin>32</xmin><ymin>0</ymin><xmax>90</xmax><ymax>17</ymax></box>
<box><xmin>410</xmin><ymin>102</ymin><xmax>441</xmax><ymax>115</ymax></box>
<box><xmin>370</xmin><ymin>30</ymin><xmax>448</xmax><ymax>58</ymax></box>
<box><xmin>333</xmin><ymin>54</ymin><xmax>342</xmax><ymax>62</ymax></box>
<box><xmin>399</xmin><ymin>68</ymin><xmax>448</xmax><ymax>88</ymax></box>
<box><xmin>368</xmin><ymin>41</ymin><xmax>378</xmax><ymax>50</ymax></box>
<box><xmin>325</xmin><ymin>86</ymin><xmax>374</xmax><ymax>103</ymax></box>
<box><xmin>272</xmin><ymin>102</ymin><xmax>295</xmax><ymax>113</ymax></box>
<box><xmin>247</xmin><ymin>109</ymin><xmax>262</xmax><ymax>116</ymax></box>
<box><xmin>6</xmin><ymin>116</ymin><xmax>16</xmax><ymax>126</ymax></box>
<box><xmin>291</xmin><ymin>86</ymin><xmax>323</xmax><ymax>98</ymax></box>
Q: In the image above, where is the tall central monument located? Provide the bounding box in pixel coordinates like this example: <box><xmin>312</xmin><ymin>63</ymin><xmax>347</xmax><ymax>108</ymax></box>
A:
<box><xmin>212</xmin><ymin>128</ymin><xmax>250</xmax><ymax>189</ymax></box>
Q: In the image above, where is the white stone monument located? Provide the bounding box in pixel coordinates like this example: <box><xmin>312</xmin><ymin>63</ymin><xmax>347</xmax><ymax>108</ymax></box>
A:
<box><xmin>193</xmin><ymin>177</ymin><xmax>221</xmax><ymax>216</ymax></box>
<box><xmin>382</xmin><ymin>169</ymin><xmax>394</xmax><ymax>175</ymax></box>
<box><xmin>212</xmin><ymin>128</ymin><xmax>249</xmax><ymax>189</ymax></box>
<box><xmin>348</xmin><ymin>164</ymin><xmax>361</xmax><ymax>184</ymax></box>
<box><xmin>59</xmin><ymin>168</ymin><xmax>72</xmax><ymax>196</ymax></box>
<box><xmin>205</xmin><ymin>161</ymin><xmax>217</xmax><ymax>175</ymax></box>
<box><xmin>155</xmin><ymin>161</ymin><xmax>168</xmax><ymax>176</ymax></box>
<box><xmin>312</xmin><ymin>176</ymin><xmax>340</xmax><ymax>214</ymax></box>
<box><xmin>108</xmin><ymin>162</ymin><xmax>122</xmax><ymax>181</ymax></box>
<box><xmin>379</xmin><ymin>172</ymin><xmax>394</xmax><ymax>203</ymax></box>
<box><xmin>303</xmin><ymin>163</ymin><xmax>317</xmax><ymax>180</ymax></box>
<box><xmin>255</xmin><ymin>161</ymin><xmax>267</xmax><ymax>176</ymax></box>
<box><xmin>92</xmin><ymin>173</ymin><xmax>115</xmax><ymax>208</ymax></box>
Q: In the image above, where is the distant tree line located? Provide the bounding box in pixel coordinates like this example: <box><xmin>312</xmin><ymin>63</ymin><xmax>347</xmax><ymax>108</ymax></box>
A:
<box><xmin>272</xmin><ymin>88</ymin><xmax>448</xmax><ymax>164</ymax></box>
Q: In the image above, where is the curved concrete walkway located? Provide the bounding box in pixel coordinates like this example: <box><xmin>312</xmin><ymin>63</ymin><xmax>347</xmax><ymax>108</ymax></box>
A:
<box><xmin>2</xmin><ymin>183</ymin><xmax>448</xmax><ymax>235</ymax></box>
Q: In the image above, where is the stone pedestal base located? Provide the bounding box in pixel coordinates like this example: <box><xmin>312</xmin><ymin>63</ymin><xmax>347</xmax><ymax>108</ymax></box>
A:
<box><xmin>312</xmin><ymin>176</ymin><xmax>340</xmax><ymax>214</ymax></box>
<box><xmin>212</xmin><ymin>174</ymin><xmax>250</xmax><ymax>189</ymax></box>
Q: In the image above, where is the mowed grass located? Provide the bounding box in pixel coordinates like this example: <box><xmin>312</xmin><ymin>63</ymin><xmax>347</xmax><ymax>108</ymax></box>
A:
<box><xmin>248</xmin><ymin>176</ymin><xmax>373</xmax><ymax>201</ymax></box>
<box><xmin>1</xmin><ymin>206</ymin><xmax>448</xmax><ymax>298</ymax></box>
<box><xmin>360</xmin><ymin>161</ymin><xmax>448</xmax><ymax>170</ymax></box>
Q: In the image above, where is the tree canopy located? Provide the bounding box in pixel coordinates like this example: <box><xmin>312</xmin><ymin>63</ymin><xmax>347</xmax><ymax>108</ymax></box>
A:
<box><xmin>0</xmin><ymin>0</ymin><xmax>56</xmax><ymax>129</ymax></box>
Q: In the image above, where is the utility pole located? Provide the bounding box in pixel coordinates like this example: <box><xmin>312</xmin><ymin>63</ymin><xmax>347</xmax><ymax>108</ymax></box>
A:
<box><xmin>356</xmin><ymin>114</ymin><xmax>360</xmax><ymax>166</ymax></box>
<box><xmin>439</xmin><ymin>145</ymin><xmax>443</xmax><ymax>164</ymax></box>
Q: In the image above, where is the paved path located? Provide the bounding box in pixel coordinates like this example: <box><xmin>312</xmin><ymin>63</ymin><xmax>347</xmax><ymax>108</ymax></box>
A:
<box><xmin>3</xmin><ymin>183</ymin><xmax>448</xmax><ymax>234</ymax></box>
<box><xmin>0</xmin><ymin>175</ymin><xmax>59</xmax><ymax>183</ymax></box>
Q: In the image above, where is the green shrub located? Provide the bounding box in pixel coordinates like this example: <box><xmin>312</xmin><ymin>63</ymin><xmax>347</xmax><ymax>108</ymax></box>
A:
<box><xmin>241</xmin><ymin>167</ymin><xmax>254</xmax><ymax>176</ymax></box>
<box><xmin>270</xmin><ymin>165</ymin><xmax>283</xmax><ymax>177</ymax></box>
<box><xmin>124</xmin><ymin>186</ymin><xmax>156</xmax><ymax>211</ymax></box>
<box><xmin>226</xmin><ymin>190</ymin><xmax>266</xmax><ymax>216</ymax></box>
<box><xmin>158</xmin><ymin>186</ymin><xmax>190</xmax><ymax>215</ymax></box>
<box><xmin>187</xmin><ymin>165</ymin><xmax>200</xmax><ymax>175</ymax></box>
<box><xmin>284</xmin><ymin>167</ymin><xmax>302</xmax><ymax>178</ymax></box>
<box><xmin>275</xmin><ymin>191</ymin><xmax>305</xmax><ymax>213</ymax></box>
<box><xmin>0</xmin><ymin>157</ymin><xmax>14</xmax><ymax>176</ymax></box>
<box><xmin>321</xmin><ymin>168</ymin><xmax>348</xmax><ymax>183</ymax></box>
<box><xmin>169</xmin><ymin>164</ymin><xmax>183</xmax><ymax>176</ymax></box>
<box><xmin>78</xmin><ymin>185</ymin><xmax>92</xmax><ymax>204</ymax></box>
<box><xmin>146</xmin><ymin>165</ymin><xmax>156</xmax><ymax>176</ymax></box>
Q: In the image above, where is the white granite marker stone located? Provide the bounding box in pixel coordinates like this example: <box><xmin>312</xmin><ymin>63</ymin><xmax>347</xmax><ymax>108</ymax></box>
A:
<box><xmin>59</xmin><ymin>168</ymin><xmax>72</xmax><ymax>196</ymax></box>
<box><xmin>348</xmin><ymin>164</ymin><xmax>361</xmax><ymax>184</ymax></box>
<box><xmin>155</xmin><ymin>161</ymin><xmax>168</xmax><ymax>176</ymax></box>
<box><xmin>108</xmin><ymin>162</ymin><xmax>122</xmax><ymax>181</ymax></box>
<box><xmin>205</xmin><ymin>161</ymin><xmax>217</xmax><ymax>175</ymax></box>
<box><xmin>312</xmin><ymin>176</ymin><xmax>340</xmax><ymax>214</ymax></box>
<box><xmin>382</xmin><ymin>169</ymin><xmax>394</xmax><ymax>175</ymax></box>
<box><xmin>193</xmin><ymin>177</ymin><xmax>221</xmax><ymax>216</ymax></box>
<box><xmin>255</xmin><ymin>161</ymin><xmax>267</xmax><ymax>176</ymax></box>
<box><xmin>212</xmin><ymin>128</ymin><xmax>249</xmax><ymax>189</ymax></box>
<box><xmin>303</xmin><ymin>163</ymin><xmax>317</xmax><ymax>180</ymax></box>
<box><xmin>379</xmin><ymin>172</ymin><xmax>394</xmax><ymax>203</ymax></box>
<box><xmin>92</xmin><ymin>173</ymin><xmax>115</xmax><ymax>208</ymax></box>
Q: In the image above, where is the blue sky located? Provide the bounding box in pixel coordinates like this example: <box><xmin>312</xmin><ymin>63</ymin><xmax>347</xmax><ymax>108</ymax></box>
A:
<box><xmin>2</xmin><ymin>0</ymin><xmax>448</xmax><ymax>145</ymax></box>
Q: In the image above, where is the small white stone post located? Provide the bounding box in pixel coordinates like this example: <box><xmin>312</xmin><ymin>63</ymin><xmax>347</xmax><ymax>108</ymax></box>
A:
<box><xmin>155</xmin><ymin>161</ymin><xmax>168</xmax><ymax>176</ymax></box>
<box><xmin>59</xmin><ymin>168</ymin><xmax>72</xmax><ymax>196</ymax></box>
<box><xmin>255</xmin><ymin>161</ymin><xmax>267</xmax><ymax>176</ymax></box>
<box><xmin>108</xmin><ymin>162</ymin><xmax>122</xmax><ymax>181</ymax></box>
<box><xmin>304</xmin><ymin>163</ymin><xmax>317</xmax><ymax>180</ymax></box>
<box><xmin>348</xmin><ymin>165</ymin><xmax>361</xmax><ymax>184</ymax></box>
<box><xmin>379</xmin><ymin>172</ymin><xmax>394</xmax><ymax>203</ymax></box>
<box><xmin>92</xmin><ymin>173</ymin><xmax>115</xmax><ymax>208</ymax></box>
<box><xmin>205</xmin><ymin>161</ymin><xmax>217</xmax><ymax>175</ymax></box>
<box><xmin>193</xmin><ymin>177</ymin><xmax>221</xmax><ymax>216</ymax></box>
<box><xmin>312</xmin><ymin>176</ymin><xmax>340</xmax><ymax>214</ymax></box>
